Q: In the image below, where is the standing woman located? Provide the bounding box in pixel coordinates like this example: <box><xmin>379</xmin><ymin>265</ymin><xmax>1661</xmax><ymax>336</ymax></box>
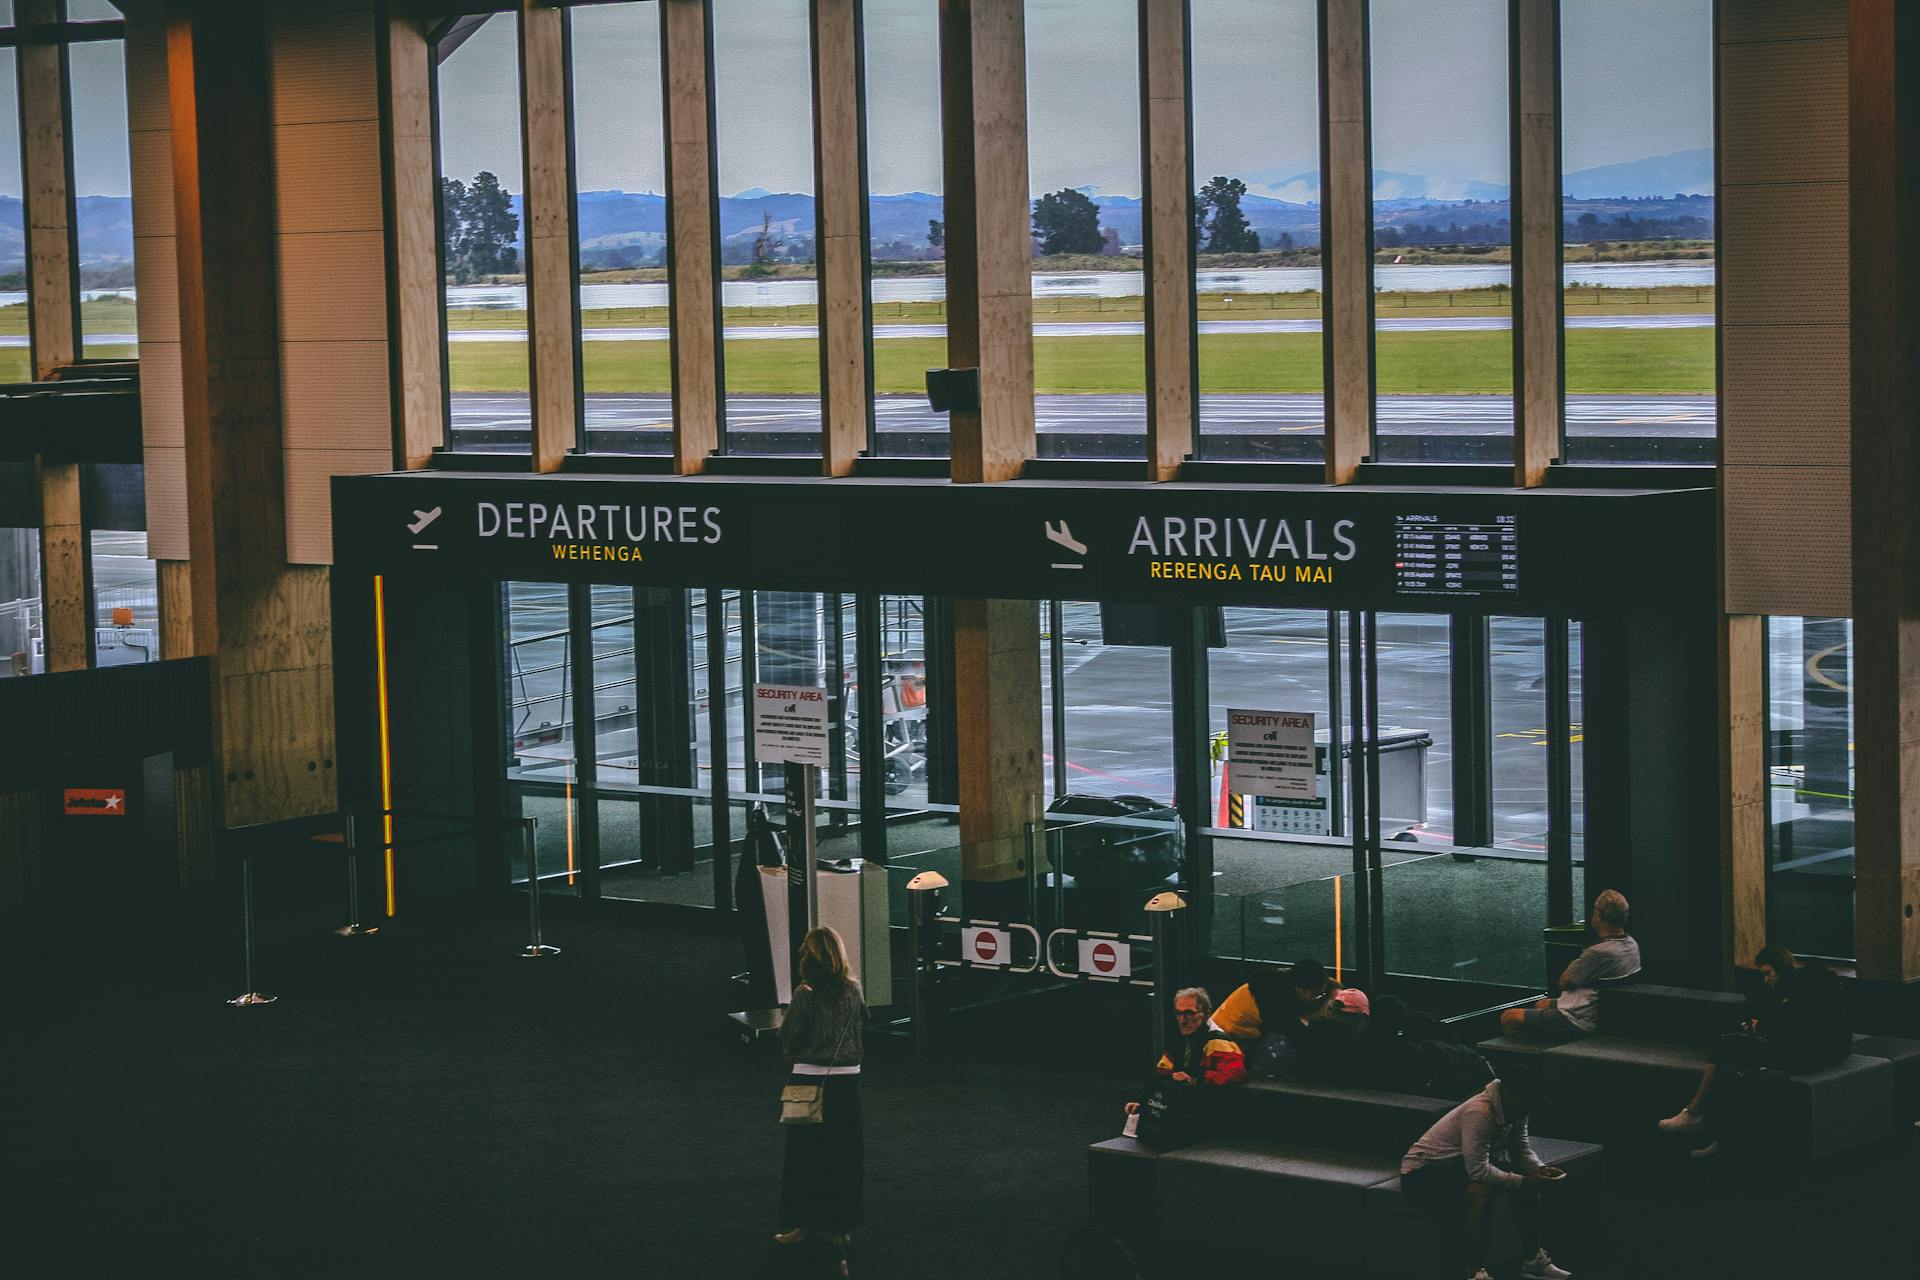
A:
<box><xmin>776</xmin><ymin>926</ymin><xmax>865</xmax><ymax>1269</ymax></box>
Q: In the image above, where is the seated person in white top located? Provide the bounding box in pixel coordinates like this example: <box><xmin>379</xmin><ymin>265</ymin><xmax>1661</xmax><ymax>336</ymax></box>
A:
<box><xmin>1500</xmin><ymin>889</ymin><xmax>1641</xmax><ymax>1043</ymax></box>
<box><xmin>1400</xmin><ymin>1073</ymin><xmax>1572</xmax><ymax>1280</ymax></box>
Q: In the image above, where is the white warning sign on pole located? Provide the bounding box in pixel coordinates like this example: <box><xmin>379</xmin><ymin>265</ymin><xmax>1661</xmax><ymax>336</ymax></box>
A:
<box><xmin>753</xmin><ymin>684</ymin><xmax>831</xmax><ymax>766</ymax></box>
<box><xmin>962</xmin><ymin>926</ymin><xmax>1012</xmax><ymax>967</ymax></box>
<box><xmin>1078</xmin><ymin>937</ymin><xmax>1132</xmax><ymax>979</ymax></box>
<box><xmin>1225</xmin><ymin>709</ymin><xmax>1318</xmax><ymax>800</ymax></box>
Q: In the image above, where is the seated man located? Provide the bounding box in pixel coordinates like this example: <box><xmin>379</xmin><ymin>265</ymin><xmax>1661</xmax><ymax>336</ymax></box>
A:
<box><xmin>1501</xmin><ymin>889</ymin><xmax>1640</xmax><ymax>1042</ymax></box>
<box><xmin>1400</xmin><ymin>1073</ymin><xmax>1572</xmax><ymax>1280</ymax></box>
<box><xmin>1124</xmin><ymin>986</ymin><xmax>1245</xmax><ymax>1140</ymax></box>
<box><xmin>1655</xmin><ymin>944</ymin><xmax>1851</xmax><ymax>1157</ymax></box>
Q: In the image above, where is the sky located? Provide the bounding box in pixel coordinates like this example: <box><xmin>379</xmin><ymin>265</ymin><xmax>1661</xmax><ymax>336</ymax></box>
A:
<box><xmin>17</xmin><ymin>0</ymin><xmax>1713</xmax><ymax>207</ymax></box>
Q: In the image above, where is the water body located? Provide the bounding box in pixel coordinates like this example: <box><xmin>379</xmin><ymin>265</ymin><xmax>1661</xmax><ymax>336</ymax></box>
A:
<box><xmin>448</xmin><ymin>260</ymin><xmax>1714</xmax><ymax>311</ymax></box>
<box><xmin>0</xmin><ymin>288</ymin><xmax>140</xmax><ymax>307</ymax></box>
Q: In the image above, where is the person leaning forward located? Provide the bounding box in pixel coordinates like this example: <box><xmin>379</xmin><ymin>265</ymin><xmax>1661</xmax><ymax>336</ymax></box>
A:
<box><xmin>1400</xmin><ymin>1074</ymin><xmax>1573</xmax><ymax>1280</ymax></box>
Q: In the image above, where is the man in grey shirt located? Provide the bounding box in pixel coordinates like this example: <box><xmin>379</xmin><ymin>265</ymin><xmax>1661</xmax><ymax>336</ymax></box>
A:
<box><xmin>1400</xmin><ymin>1075</ymin><xmax>1572</xmax><ymax>1280</ymax></box>
<box><xmin>1501</xmin><ymin>889</ymin><xmax>1641</xmax><ymax>1041</ymax></box>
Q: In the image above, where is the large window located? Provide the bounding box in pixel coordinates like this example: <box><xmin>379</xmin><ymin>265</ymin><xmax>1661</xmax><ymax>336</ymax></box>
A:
<box><xmin>69</xmin><ymin>36</ymin><xmax>134</xmax><ymax>360</ymax></box>
<box><xmin>1369</xmin><ymin>0</ymin><xmax>1513</xmax><ymax>463</ymax></box>
<box><xmin>504</xmin><ymin>580</ymin><xmax>580</xmax><ymax>897</ymax></box>
<box><xmin>863</xmin><ymin>0</ymin><xmax>946</xmax><ymax>458</ymax></box>
<box><xmin>1765</xmin><ymin>616</ymin><xmax>1854</xmax><ymax>960</ymax></box>
<box><xmin>0</xmin><ymin>49</ymin><xmax>23</xmax><ymax>383</ymax></box>
<box><xmin>0</xmin><ymin>527</ymin><xmax>40</xmax><ymax>677</ymax></box>
<box><xmin>1191</xmin><ymin>0</ymin><xmax>1323</xmax><ymax>461</ymax></box>
<box><xmin>712</xmin><ymin>0</ymin><xmax>819</xmax><ymax>456</ymax></box>
<box><xmin>1026</xmin><ymin>0</ymin><xmax>1145</xmax><ymax>459</ymax></box>
<box><xmin>1560</xmin><ymin>0</ymin><xmax>1715</xmax><ymax>465</ymax></box>
<box><xmin>437</xmin><ymin>16</ymin><xmax>529</xmax><ymax>453</ymax></box>
<box><xmin>571</xmin><ymin>2</ymin><xmax>672</xmax><ymax>455</ymax></box>
<box><xmin>89</xmin><ymin>529</ymin><xmax>156</xmax><ymax>668</ymax></box>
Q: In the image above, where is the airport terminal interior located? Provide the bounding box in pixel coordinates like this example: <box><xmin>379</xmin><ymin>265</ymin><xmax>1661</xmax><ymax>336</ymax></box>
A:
<box><xmin>3</xmin><ymin>1</ymin><xmax>1919</xmax><ymax>1276</ymax></box>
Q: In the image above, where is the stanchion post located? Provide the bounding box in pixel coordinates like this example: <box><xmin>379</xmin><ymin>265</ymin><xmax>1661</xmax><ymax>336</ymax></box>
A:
<box><xmin>334</xmin><ymin>811</ymin><xmax>378</xmax><ymax>938</ymax></box>
<box><xmin>1023</xmin><ymin>820</ymin><xmax>1039</xmax><ymax>926</ymax></box>
<box><xmin>521</xmin><ymin>816</ymin><xmax>559</xmax><ymax>957</ymax></box>
<box><xmin>1144</xmin><ymin>891</ymin><xmax>1186</xmax><ymax>1064</ymax></box>
<box><xmin>229</xmin><ymin>854</ymin><xmax>277</xmax><ymax>1006</ymax></box>
<box><xmin>905</xmin><ymin>870</ymin><xmax>948</xmax><ymax>1061</ymax></box>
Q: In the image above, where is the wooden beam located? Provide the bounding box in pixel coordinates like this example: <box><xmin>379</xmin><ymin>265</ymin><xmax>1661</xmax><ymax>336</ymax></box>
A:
<box><xmin>1510</xmin><ymin>0</ymin><xmax>1561</xmax><ymax>487</ymax></box>
<box><xmin>1320</xmin><ymin>0</ymin><xmax>1371</xmax><ymax>483</ymax></box>
<box><xmin>36</xmin><ymin>460</ymin><xmax>87</xmax><ymax>672</ymax></box>
<box><xmin>387</xmin><ymin>15</ymin><xmax>443</xmax><ymax>468</ymax></box>
<box><xmin>941</xmin><ymin>0</ymin><xmax>1034</xmax><ymax>484</ymax></box>
<box><xmin>1849</xmin><ymin>0</ymin><xmax>1920</xmax><ymax>982</ymax></box>
<box><xmin>661</xmin><ymin>0</ymin><xmax>722</xmax><ymax>473</ymax></box>
<box><xmin>1718</xmin><ymin>613</ymin><xmax>1767</xmax><ymax>980</ymax></box>
<box><xmin>1139</xmin><ymin>0</ymin><xmax>1194</xmax><ymax>481</ymax></box>
<box><xmin>952</xmin><ymin>596</ymin><xmax>1044</xmax><ymax>911</ymax></box>
<box><xmin>812</xmin><ymin>0</ymin><xmax>872</xmax><ymax>476</ymax></box>
<box><xmin>518</xmin><ymin>3</ymin><xmax>578</xmax><ymax>473</ymax></box>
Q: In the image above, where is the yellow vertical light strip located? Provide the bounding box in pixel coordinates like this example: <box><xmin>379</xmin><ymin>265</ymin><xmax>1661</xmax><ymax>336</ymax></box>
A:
<box><xmin>565</xmin><ymin>776</ymin><xmax>576</xmax><ymax>885</ymax></box>
<box><xmin>374</xmin><ymin>574</ymin><xmax>396</xmax><ymax>916</ymax></box>
<box><xmin>1332</xmin><ymin>874</ymin><xmax>1343</xmax><ymax>985</ymax></box>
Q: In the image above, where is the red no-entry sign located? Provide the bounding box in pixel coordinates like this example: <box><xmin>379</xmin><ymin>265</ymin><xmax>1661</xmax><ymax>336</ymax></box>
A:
<box><xmin>962</xmin><ymin>926</ymin><xmax>1012</xmax><ymax>967</ymax></box>
<box><xmin>1077</xmin><ymin>937</ymin><xmax>1132</xmax><ymax>978</ymax></box>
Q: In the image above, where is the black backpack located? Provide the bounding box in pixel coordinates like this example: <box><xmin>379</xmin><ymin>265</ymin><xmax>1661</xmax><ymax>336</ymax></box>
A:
<box><xmin>1412</xmin><ymin>1038</ymin><xmax>1495</xmax><ymax>1101</ymax></box>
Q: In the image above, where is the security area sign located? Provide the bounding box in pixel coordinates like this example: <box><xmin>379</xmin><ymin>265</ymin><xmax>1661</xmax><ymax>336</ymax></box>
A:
<box><xmin>753</xmin><ymin>684</ymin><xmax>831</xmax><ymax>766</ymax></box>
<box><xmin>1226</xmin><ymin>710</ymin><xmax>1317</xmax><ymax>799</ymax></box>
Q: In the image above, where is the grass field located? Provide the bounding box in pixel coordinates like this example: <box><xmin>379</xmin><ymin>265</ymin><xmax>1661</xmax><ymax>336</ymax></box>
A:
<box><xmin>450</xmin><ymin>327</ymin><xmax>1714</xmax><ymax>396</ymax></box>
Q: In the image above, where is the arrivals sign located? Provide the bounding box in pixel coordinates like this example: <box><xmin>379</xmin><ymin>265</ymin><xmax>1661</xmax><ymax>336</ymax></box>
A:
<box><xmin>334</xmin><ymin>473</ymin><xmax>1710</xmax><ymax>615</ymax></box>
<box><xmin>1225</xmin><ymin>710</ymin><xmax>1318</xmax><ymax>800</ymax></box>
<box><xmin>753</xmin><ymin>684</ymin><xmax>831</xmax><ymax>767</ymax></box>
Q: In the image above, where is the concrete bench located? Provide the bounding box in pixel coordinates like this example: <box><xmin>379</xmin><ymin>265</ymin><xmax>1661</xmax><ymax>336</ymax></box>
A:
<box><xmin>1854</xmin><ymin>1034</ymin><xmax>1920</xmax><ymax>1122</ymax></box>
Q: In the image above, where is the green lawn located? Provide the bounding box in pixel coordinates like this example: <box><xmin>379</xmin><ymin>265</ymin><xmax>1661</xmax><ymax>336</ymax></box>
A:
<box><xmin>0</xmin><ymin>297</ymin><xmax>139</xmax><ymax>337</ymax></box>
<box><xmin>452</xmin><ymin>327</ymin><xmax>1714</xmax><ymax>396</ymax></box>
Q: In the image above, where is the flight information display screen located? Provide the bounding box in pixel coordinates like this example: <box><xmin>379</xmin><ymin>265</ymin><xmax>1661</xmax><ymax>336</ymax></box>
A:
<box><xmin>1392</xmin><ymin>514</ymin><xmax>1520</xmax><ymax>596</ymax></box>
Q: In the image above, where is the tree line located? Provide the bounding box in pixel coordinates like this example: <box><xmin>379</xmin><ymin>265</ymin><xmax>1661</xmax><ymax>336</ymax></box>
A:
<box><xmin>440</xmin><ymin>171</ymin><xmax>519</xmax><ymax>281</ymax></box>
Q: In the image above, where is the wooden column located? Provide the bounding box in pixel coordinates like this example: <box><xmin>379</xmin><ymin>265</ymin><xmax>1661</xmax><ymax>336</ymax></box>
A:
<box><xmin>19</xmin><ymin>1</ymin><xmax>87</xmax><ymax>672</ymax></box>
<box><xmin>1849</xmin><ymin>0</ymin><xmax>1920</xmax><ymax>983</ymax></box>
<box><xmin>1320</xmin><ymin>0</ymin><xmax>1371</xmax><ymax>484</ymax></box>
<box><xmin>941</xmin><ymin>0</ymin><xmax>1034</xmax><ymax>484</ymax></box>
<box><xmin>1510</xmin><ymin>0</ymin><xmax>1562</xmax><ymax>487</ymax></box>
<box><xmin>953</xmin><ymin>597</ymin><xmax>1044</xmax><ymax>910</ymax></box>
<box><xmin>170</xmin><ymin>1</ymin><xmax>335</xmax><ymax>828</ymax></box>
<box><xmin>1717</xmin><ymin>613</ymin><xmax>1767</xmax><ymax>980</ymax></box>
<box><xmin>1140</xmin><ymin>0</ymin><xmax>1194</xmax><ymax>480</ymax></box>
<box><xmin>519</xmin><ymin>3</ymin><xmax>579</xmax><ymax>473</ymax></box>
<box><xmin>812</xmin><ymin>0</ymin><xmax>873</xmax><ymax>476</ymax></box>
<box><xmin>387</xmin><ymin>16</ymin><xmax>442</xmax><ymax>468</ymax></box>
<box><xmin>661</xmin><ymin>0</ymin><xmax>722</xmax><ymax>473</ymax></box>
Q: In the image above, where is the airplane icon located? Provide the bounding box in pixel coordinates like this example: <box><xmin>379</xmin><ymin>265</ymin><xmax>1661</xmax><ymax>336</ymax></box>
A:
<box><xmin>1045</xmin><ymin>519</ymin><xmax>1087</xmax><ymax>556</ymax></box>
<box><xmin>408</xmin><ymin>507</ymin><xmax>443</xmax><ymax>535</ymax></box>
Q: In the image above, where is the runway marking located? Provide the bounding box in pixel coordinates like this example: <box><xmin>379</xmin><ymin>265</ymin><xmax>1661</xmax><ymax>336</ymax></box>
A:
<box><xmin>1806</xmin><ymin>643</ymin><xmax>1850</xmax><ymax>693</ymax></box>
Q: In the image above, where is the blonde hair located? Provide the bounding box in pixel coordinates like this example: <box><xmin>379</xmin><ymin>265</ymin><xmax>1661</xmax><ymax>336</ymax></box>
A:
<box><xmin>798</xmin><ymin>925</ymin><xmax>851</xmax><ymax>992</ymax></box>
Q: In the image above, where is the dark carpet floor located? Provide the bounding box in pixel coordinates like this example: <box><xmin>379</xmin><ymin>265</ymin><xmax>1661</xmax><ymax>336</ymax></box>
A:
<box><xmin>5</xmin><ymin>857</ymin><xmax>1917</xmax><ymax>1279</ymax></box>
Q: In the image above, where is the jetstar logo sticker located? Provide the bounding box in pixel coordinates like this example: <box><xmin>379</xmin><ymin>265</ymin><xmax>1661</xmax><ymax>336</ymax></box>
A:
<box><xmin>1046</xmin><ymin>519</ymin><xmax>1087</xmax><ymax>570</ymax></box>
<box><xmin>64</xmin><ymin>788</ymin><xmax>126</xmax><ymax>816</ymax></box>
<box><xmin>409</xmin><ymin>506</ymin><xmax>443</xmax><ymax>550</ymax></box>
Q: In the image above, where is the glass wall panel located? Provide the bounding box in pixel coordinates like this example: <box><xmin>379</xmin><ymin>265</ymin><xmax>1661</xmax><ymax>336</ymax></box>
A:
<box><xmin>503</xmin><ymin>581</ymin><xmax>579</xmax><ymax>896</ymax></box>
<box><xmin>0</xmin><ymin>527</ymin><xmax>41</xmax><ymax>676</ymax></box>
<box><xmin>1372</xmin><ymin>613</ymin><xmax>1453</xmax><ymax>842</ymax></box>
<box><xmin>89</xmin><ymin>529</ymin><xmax>156</xmax><ymax>668</ymax></box>
<box><xmin>438</xmin><ymin>17</ymin><xmax>529</xmax><ymax>453</ymax></box>
<box><xmin>1026</xmin><ymin>0</ymin><xmax>1145</xmax><ymax>459</ymax></box>
<box><xmin>1190</xmin><ymin>0</ymin><xmax>1323</xmax><ymax>460</ymax></box>
<box><xmin>1490</xmin><ymin>618</ymin><xmax>1547</xmax><ymax>850</ymax></box>
<box><xmin>1369</xmin><ymin>0</ymin><xmax>1513</xmax><ymax>462</ymax></box>
<box><xmin>864</xmin><ymin>0</ymin><xmax>946</xmax><ymax>457</ymax></box>
<box><xmin>1766</xmin><ymin>616</ymin><xmax>1854</xmax><ymax>959</ymax></box>
<box><xmin>713</xmin><ymin>0</ymin><xmax>820</xmax><ymax>456</ymax></box>
<box><xmin>70</xmin><ymin>38</ymin><xmax>136</xmax><ymax>360</ymax></box>
<box><xmin>571</xmin><ymin>2</ymin><xmax>672</xmax><ymax>454</ymax></box>
<box><xmin>0</xmin><ymin>51</ymin><xmax>24</xmax><ymax>383</ymax></box>
<box><xmin>866</xmin><ymin>594</ymin><xmax>931</xmax><ymax>811</ymax></box>
<box><xmin>1042</xmin><ymin>602</ymin><xmax>1173</xmax><ymax>802</ymax></box>
<box><xmin>1569</xmin><ymin>620</ymin><xmax>1587</xmax><ymax>905</ymax></box>
<box><xmin>1560</xmin><ymin>0</ymin><xmax>1715</xmax><ymax>465</ymax></box>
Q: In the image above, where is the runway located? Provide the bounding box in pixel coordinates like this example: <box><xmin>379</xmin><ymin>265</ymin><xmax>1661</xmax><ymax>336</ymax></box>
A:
<box><xmin>451</xmin><ymin>391</ymin><xmax>1716</xmax><ymax>438</ymax></box>
<box><xmin>442</xmin><ymin>312</ymin><xmax>1710</xmax><ymax>344</ymax></box>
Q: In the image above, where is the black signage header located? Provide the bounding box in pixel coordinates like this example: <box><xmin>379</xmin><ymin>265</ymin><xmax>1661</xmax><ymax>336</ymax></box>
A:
<box><xmin>332</xmin><ymin>473</ymin><xmax>1711</xmax><ymax>616</ymax></box>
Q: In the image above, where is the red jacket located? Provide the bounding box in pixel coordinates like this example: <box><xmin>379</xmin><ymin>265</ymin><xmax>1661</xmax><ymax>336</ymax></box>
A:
<box><xmin>1156</xmin><ymin>1019</ymin><xmax>1248</xmax><ymax>1087</ymax></box>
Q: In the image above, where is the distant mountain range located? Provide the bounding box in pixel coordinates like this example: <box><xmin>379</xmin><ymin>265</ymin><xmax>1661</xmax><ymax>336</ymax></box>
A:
<box><xmin>0</xmin><ymin>150</ymin><xmax>1717</xmax><ymax>273</ymax></box>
